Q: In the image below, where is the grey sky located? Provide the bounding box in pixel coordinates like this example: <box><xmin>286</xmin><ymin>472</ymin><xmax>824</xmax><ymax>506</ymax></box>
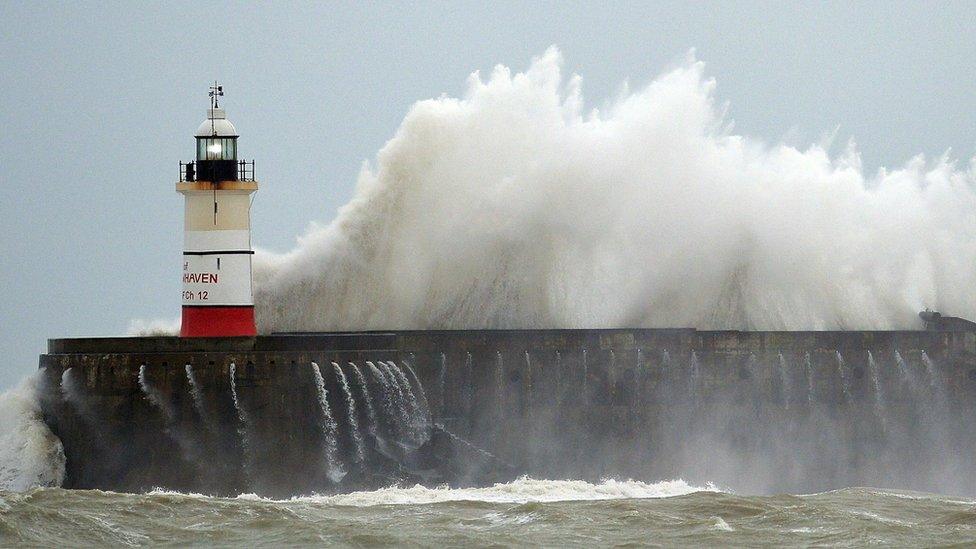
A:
<box><xmin>1</xmin><ymin>1</ymin><xmax>973</xmax><ymax>389</ymax></box>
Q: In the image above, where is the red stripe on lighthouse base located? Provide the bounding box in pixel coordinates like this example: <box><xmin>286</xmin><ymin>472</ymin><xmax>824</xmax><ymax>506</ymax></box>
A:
<box><xmin>180</xmin><ymin>306</ymin><xmax>257</xmax><ymax>337</ymax></box>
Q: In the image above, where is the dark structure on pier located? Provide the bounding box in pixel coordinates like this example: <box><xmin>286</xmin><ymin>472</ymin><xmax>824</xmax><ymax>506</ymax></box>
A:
<box><xmin>37</xmin><ymin>327</ymin><xmax>976</xmax><ymax>497</ymax></box>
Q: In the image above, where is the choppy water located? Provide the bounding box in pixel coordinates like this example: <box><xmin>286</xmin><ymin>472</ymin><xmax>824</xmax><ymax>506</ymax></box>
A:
<box><xmin>2</xmin><ymin>479</ymin><xmax>976</xmax><ymax>547</ymax></box>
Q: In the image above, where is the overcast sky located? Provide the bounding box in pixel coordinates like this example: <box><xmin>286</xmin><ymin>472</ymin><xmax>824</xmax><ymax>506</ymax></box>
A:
<box><xmin>1</xmin><ymin>1</ymin><xmax>973</xmax><ymax>389</ymax></box>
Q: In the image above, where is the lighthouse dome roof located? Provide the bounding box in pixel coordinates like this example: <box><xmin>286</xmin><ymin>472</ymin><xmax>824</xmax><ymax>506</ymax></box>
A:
<box><xmin>195</xmin><ymin>108</ymin><xmax>239</xmax><ymax>137</ymax></box>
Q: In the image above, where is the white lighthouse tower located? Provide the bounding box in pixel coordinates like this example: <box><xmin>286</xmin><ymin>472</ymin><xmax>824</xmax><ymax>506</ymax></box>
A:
<box><xmin>177</xmin><ymin>83</ymin><xmax>258</xmax><ymax>337</ymax></box>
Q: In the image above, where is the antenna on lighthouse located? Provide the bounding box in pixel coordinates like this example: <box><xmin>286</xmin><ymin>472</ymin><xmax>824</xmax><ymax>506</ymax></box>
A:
<box><xmin>209</xmin><ymin>81</ymin><xmax>223</xmax><ymax>108</ymax></box>
<box><xmin>208</xmin><ymin>81</ymin><xmax>223</xmax><ymax>137</ymax></box>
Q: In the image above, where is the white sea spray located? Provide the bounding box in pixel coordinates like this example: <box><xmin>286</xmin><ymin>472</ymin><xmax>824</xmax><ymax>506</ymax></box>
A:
<box><xmin>0</xmin><ymin>374</ymin><xmax>65</xmax><ymax>491</ymax></box>
<box><xmin>254</xmin><ymin>47</ymin><xmax>976</xmax><ymax>334</ymax></box>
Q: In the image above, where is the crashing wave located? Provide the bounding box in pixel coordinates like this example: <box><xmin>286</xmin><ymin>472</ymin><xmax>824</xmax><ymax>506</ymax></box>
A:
<box><xmin>253</xmin><ymin>47</ymin><xmax>976</xmax><ymax>333</ymax></box>
<box><xmin>0</xmin><ymin>374</ymin><xmax>66</xmax><ymax>491</ymax></box>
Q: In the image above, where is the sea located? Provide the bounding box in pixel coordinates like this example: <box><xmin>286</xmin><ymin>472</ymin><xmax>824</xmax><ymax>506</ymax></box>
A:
<box><xmin>2</xmin><ymin>478</ymin><xmax>976</xmax><ymax>547</ymax></box>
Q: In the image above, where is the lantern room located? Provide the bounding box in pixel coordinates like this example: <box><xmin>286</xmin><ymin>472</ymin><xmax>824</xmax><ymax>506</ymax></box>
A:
<box><xmin>193</xmin><ymin>107</ymin><xmax>239</xmax><ymax>182</ymax></box>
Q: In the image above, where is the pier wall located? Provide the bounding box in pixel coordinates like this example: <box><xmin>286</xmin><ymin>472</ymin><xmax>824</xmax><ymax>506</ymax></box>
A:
<box><xmin>38</xmin><ymin>329</ymin><xmax>976</xmax><ymax>496</ymax></box>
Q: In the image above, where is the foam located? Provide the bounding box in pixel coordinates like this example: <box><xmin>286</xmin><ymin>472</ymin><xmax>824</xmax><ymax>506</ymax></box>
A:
<box><xmin>300</xmin><ymin>477</ymin><xmax>712</xmax><ymax>506</ymax></box>
<box><xmin>148</xmin><ymin>477</ymin><xmax>711</xmax><ymax>505</ymax></box>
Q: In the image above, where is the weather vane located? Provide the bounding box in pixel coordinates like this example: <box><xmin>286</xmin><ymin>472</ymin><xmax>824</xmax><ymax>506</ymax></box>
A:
<box><xmin>209</xmin><ymin>81</ymin><xmax>223</xmax><ymax>109</ymax></box>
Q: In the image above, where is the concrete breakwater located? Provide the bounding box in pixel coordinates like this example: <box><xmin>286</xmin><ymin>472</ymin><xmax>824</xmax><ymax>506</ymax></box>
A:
<box><xmin>38</xmin><ymin>329</ymin><xmax>976</xmax><ymax>496</ymax></box>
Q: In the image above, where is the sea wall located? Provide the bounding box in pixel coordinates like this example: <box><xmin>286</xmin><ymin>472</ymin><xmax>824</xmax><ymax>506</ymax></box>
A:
<box><xmin>38</xmin><ymin>329</ymin><xmax>976</xmax><ymax>496</ymax></box>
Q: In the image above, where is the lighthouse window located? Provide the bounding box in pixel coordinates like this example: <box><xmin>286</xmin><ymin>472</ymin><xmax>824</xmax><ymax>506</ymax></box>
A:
<box><xmin>197</xmin><ymin>138</ymin><xmax>237</xmax><ymax>160</ymax></box>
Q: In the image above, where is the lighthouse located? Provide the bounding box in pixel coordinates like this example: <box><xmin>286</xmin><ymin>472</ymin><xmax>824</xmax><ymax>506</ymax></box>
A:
<box><xmin>177</xmin><ymin>83</ymin><xmax>258</xmax><ymax>337</ymax></box>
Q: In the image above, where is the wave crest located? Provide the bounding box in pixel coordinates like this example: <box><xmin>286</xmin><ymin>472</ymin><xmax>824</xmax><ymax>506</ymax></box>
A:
<box><xmin>248</xmin><ymin>477</ymin><xmax>712</xmax><ymax>506</ymax></box>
